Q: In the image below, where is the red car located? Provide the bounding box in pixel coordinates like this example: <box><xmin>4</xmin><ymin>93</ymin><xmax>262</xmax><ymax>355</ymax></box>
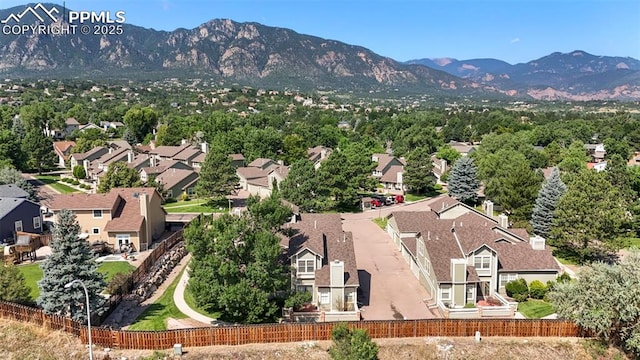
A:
<box><xmin>370</xmin><ymin>198</ymin><xmax>383</xmax><ymax>208</ymax></box>
<box><xmin>394</xmin><ymin>194</ymin><xmax>405</xmax><ymax>204</ymax></box>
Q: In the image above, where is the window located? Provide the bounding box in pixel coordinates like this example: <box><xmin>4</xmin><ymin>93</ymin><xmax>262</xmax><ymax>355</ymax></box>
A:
<box><xmin>92</xmin><ymin>227</ymin><xmax>100</xmax><ymax>235</ymax></box>
<box><xmin>296</xmin><ymin>285</ymin><xmax>312</xmax><ymax>293</ymax></box>
<box><xmin>474</xmin><ymin>255</ymin><xmax>491</xmax><ymax>270</ymax></box>
<box><xmin>14</xmin><ymin>220</ymin><xmax>23</xmax><ymax>232</ymax></box>
<box><xmin>422</xmin><ymin>257</ymin><xmax>430</xmax><ymax>274</ymax></box>
<box><xmin>33</xmin><ymin>217</ymin><xmax>41</xmax><ymax>229</ymax></box>
<box><xmin>297</xmin><ymin>259</ymin><xmax>315</xmax><ymax>273</ymax></box>
<box><xmin>440</xmin><ymin>286</ymin><xmax>451</xmax><ymax>301</ymax></box>
<box><xmin>187</xmin><ymin>187</ymin><xmax>196</xmax><ymax>196</ymax></box>
<box><xmin>499</xmin><ymin>273</ymin><xmax>518</xmax><ymax>288</ymax></box>
<box><xmin>319</xmin><ymin>290</ymin><xmax>330</xmax><ymax>304</ymax></box>
<box><xmin>93</xmin><ymin>209</ymin><xmax>103</xmax><ymax>219</ymax></box>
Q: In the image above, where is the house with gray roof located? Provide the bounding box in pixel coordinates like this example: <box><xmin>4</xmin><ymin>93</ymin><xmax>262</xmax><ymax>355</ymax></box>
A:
<box><xmin>386</xmin><ymin>195</ymin><xmax>560</xmax><ymax>318</ymax></box>
<box><xmin>283</xmin><ymin>213</ymin><xmax>360</xmax><ymax>322</ymax></box>
<box><xmin>0</xmin><ymin>197</ymin><xmax>42</xmax><ymax>242</ymax></box>
<box><xmin>0</xmin><ymin>185</ymin><xmax>29</xmax><ymax>199</ymax></box>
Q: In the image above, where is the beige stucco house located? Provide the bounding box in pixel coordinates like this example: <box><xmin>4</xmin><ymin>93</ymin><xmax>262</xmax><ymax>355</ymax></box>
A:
<box><xmin>48</xmin><ymin>188</ymin><xmax>166</xmax><ymax>252</ymax></box>
<box><xmin>386</xmin><ymin>195</ymin><xmax>560</xmax><ymax>318</ymax></box>
<box><xmin>283</xmin><ymin>213</ymin><xmax>360</xmax><ymax>322</ymax></box>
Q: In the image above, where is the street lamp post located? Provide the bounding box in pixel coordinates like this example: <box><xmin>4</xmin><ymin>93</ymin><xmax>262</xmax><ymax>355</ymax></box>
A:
<box><xmin>64</xmin><ymin>279</ymin><xmax>93</xmax><ymax>360</ymax></box>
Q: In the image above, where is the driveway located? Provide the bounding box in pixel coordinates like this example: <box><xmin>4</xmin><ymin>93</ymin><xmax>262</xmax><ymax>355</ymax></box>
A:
<box><xmin>342</xmin><ymin>199</ymin><xmax>439</xmax><ymax>320</ymax></box>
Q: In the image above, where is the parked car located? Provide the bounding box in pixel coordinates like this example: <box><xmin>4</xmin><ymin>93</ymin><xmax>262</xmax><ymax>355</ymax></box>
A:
<box><xmin>394</xmin><ymin>194</ymin><xmax>405</xmax><ymax>204</ymax></box>
<box><xmin>384</xmin><ymin>196</ymin><xmax>395</xmax><ymax>206</ymax></box>
<box><xmin>370</xmin><ymin>198</ymin><xmax>383</xmax><ymax>208</ymax></box>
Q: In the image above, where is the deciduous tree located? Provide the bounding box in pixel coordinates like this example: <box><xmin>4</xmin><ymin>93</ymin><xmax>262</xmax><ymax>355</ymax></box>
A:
<box><xmin>22</xmin><ymin>128</ymin><xmax>55</xmax><ymax>174</ymax></box>
<box><xmin>97</xmin><ymin>161</ymin><xmax>142</xmax><ymax>193</ymax></box>
<box><xmin>38</xmin><ymin>210</ymin><xmax>106</xmax><ymax>321</ymax></box>
<box><xmin>280</xmin><ymin>159</ymin><xmax>323</xmax><ymax>212</ymax></box>
<box><xmin>123</xmin><ymin>107</ymin><xmax>158</xmax><ymax>144</ymax></box>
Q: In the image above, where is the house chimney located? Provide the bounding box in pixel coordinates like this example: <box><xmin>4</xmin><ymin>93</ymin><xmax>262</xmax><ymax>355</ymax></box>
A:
<box><xmin>127</xmin><ymin>151</ymin><xmax>133</xmax><ymax>163</ymax></box>
<box><xmin>440</xmin><ymin>158</ymin><xmax>447</xmax><ymax>173</ymax></box>
<box><xmin>108</xmin><ymin>147</ymin><xmax>113</xmax><ymax>154</ymax></box>
<box><xmin>484</xmin><ymin>200</ymin><xmax>494</xmax><ymax>218</ymax></box>
<box><xmin>330</xmin><ymin>260</ymin><xmax>344</xmax><ymax>288</ymax></box>
<box><xmin>314</xmin><ymin>220</ymin><xmax>317</xmax><ymax>229</ymax></box>
<box><xmin>498</xmin><ymin>213</ymin><xmax>509</xmax><ymax>228</ymax></box>
<box><xmin>150</xmin><ymin>156</ymin><xmax>156</xmax><ymax>167</ymax></box>
<box><xmin>139</xmin><ymin>192</ymin><xmax>152</xmax><ymax>250</ymax></box>
<box><xmin>200</xmin><ymin>141</ymin><xmax>209</xmax><ymax>154</ymax></box>
<box><xmin>529</xmin><ymin>235</ymin><xmax>546</xmax><ymax>250</ymax></box>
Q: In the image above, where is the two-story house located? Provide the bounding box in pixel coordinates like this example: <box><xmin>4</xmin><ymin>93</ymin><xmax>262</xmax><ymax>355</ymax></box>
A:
<box><xmin>386</xmin><ymin>196</ymin><xmax>559</xmax><ymax>317</ymax></box>
<box><xmin>0</xmin><ymin>197</ymin><xmax>42</xmax><ymax>242</ymax></box>
<box><xmin>236</xmin><ymin>158</ymin><xmax>289</xmax><ymax>198</ymax></box>
<box><xmin>371</xmin><ymin>153</ymin><xmax>406</xmax><ymax>193</ymax></box>
<box><xmin>284</xmin><ymin>213</ymin><xmax>360</xmax><ymax>322</ymax></box>
<box><xmin>48</xmin><ymin>188</ymin><xmax>166</xmax><ymax>252</ymax></box>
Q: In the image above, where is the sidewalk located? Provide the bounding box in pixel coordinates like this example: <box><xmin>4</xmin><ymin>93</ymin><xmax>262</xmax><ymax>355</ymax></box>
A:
<box><xmin>173</xmin><ymin>254</ymin><xmax>217</xmax><ymax>324</ymax></box>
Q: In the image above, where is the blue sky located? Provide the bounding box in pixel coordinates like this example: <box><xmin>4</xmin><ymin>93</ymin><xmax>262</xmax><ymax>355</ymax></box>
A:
<box><xmin>3</xmin><ymin>0</ymin><xmax>639</xmax><ymax>64</ymax></box>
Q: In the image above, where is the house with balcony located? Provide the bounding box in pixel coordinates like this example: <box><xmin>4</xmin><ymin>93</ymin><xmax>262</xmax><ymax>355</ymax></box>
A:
<box><xmin>48</xmin><ymin>188</ymin><xmax>166</xmax><ymax>252</ymax></box>
<box><xmin>284</xmin><ymin>213</ymin><xmax>360</xmax><ymax>322</ymax></box>
<box><xmin>386</xmin><ymin>195</ymin><xmax>560</xmax><ymax>318</ymax></box>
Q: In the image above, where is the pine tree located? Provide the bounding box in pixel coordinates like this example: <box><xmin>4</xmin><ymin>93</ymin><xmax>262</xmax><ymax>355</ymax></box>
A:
<box><xmin>38</xmin><ymin>210</ymin><xmax>106</xmax><ymax>322</ymax></box>
<box><xmin>448</xmin><ymin>157</ymin><xmax>480</xmax><ymax>205</ymax></box>
<box><xmin>404</xmin><ymin>146</ymin><xmax>435</xmax><ymax>195</ymax></box>
<box><xmin>0</xmin><ymin>264</ymin><xmax>32</xmax><ymax>304</ymax></box>
<box><xmin>531</xmin><ymin>168</ymin><xmax>566</xmax><ymax>238</ymax></box>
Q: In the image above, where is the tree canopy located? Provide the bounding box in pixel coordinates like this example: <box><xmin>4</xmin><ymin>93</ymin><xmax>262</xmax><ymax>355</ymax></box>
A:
<box><xmin>97</xmin><ymin>161</ymin><xmax>142</xmax><ymax>193</ymax></box>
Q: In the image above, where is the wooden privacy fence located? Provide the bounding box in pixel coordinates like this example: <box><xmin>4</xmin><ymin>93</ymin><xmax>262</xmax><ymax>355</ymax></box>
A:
<box><xmin>101</xmin><ymin>229</ymin><xmax>185</xmax><ymax>319</ymax></box>
<box><xmin>0</xmin><ymin>301</ymin><xmax>585</xmax><ymax>350</ymax></box>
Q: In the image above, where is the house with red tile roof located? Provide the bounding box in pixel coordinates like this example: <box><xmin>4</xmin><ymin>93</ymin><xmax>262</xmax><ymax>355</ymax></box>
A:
<box><xmin>283</xmin><ymin>213</ymin><xmax>360</xmax><ymax>322</ymax></box>
<box><xmin>386</xmin><ymin>195</ymin><xmax>560</xmax><ymax>318</ymax></box>
<box><xmin>48</xmin><ymin>188</ymin><xmax>166</xmax><ymax>252</ymax></box>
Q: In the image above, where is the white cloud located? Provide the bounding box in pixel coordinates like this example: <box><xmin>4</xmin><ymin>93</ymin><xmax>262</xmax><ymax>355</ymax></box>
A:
<box><xmin>510</xmin><ymin>37</ymin><xmax>521</xmax><ymax>44</ymax></box>
<box><xmin>160</xmin><ymin>0</ymin><xmax>173</xmax><ymax>11</ymax></box>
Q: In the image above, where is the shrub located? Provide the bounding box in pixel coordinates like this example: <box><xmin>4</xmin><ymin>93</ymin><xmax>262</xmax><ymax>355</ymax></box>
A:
<box><xmin>529</xmin><ymin>280</ymin><xmax>547</xmax><ymax>299</ymax></box>
<box><xmin>164</xmin><ymin>197</ymin><xmax>177</xmax><ymax>204</ymax></box>
<box><xmin>284</xmin><ymin>291</ymin><xmax>312</xmax><ymax>310</ymax></box>
<box><xmin>106</xmin><ymin>273</ymin><xmax>133</xmax><ymax>295</ymax></box>
<box><xmin>557</xmin><ymin>272</ymin><xmax>572</xmax><ymax>283</ymax></box>
<box><xmin>464</xmin><ymin>303</ymin><xmax>476</xmax><ymax>308</ymax></box>
<box><xmin>72</xmin><ymin>165</ymin><xmax>86</xmax><ymax>180</ymax></box>
<box><xmin>71</xmin><ymin>180</ymin><xmax>80</xmax><ymax>185</ymax></box>
<box><xmin>505</xmin><ymin>278</ymin><xmax>529</xmax><ymax>302</ymax></box>
<box><xmin>181</xmin><ymin>193</ymin><xmax>190</xmax><ymax>202</ymax></box>
<box><xmin>60</xmin><ymin>177</ymin><xmax>70</xmax><ymax>183</ymax></box>
<box><xmin>329</xmin><ymin>323</ymin><xmax>378</xmax><ymax>360</ymax></box>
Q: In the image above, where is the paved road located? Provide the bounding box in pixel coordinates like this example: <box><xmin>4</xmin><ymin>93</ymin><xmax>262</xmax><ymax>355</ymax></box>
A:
<box><xmin>342</xmin><ymin>197</ymin><xmax>440</xmax><ymax>320</ymax></box>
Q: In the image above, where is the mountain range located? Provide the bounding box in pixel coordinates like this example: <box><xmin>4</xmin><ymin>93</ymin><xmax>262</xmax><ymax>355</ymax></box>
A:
<box><xmin>0</xmin><ymin>3</ymin><xmax>639</xmax><ymax>101</ymax></box>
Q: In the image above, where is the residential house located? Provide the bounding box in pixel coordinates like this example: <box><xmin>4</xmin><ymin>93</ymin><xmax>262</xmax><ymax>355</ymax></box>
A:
<box><xmin>284</xmin><ymin>213</ymin><xmax>360</xmax><ymax>322</ymax></box>
<box><xmin>48</xmin><ymin>188</ymin><xmax>166</xmax><ymax>251</ymax></box>
<box><xmin>139</xmin><ymin>160</ymin><xmax>193</xmax><ymax>183</ymax></box>
<box><xmin>386</xmin><ymin>195</ymin><xmax>560</xmax><ymax>318</ymax></box>
<box><xmin>53</xmin><ymin>141</ymin><xmax>76</xmax><ymax>168</ymax></box>
<box><xmin>448</xmin><ymin>141</ymin><xmax>477</xmax><ymax>157</ymax></box>
<box><xmin>229</xmin><ymin>153</ymin><xmax>246</xmax><ymax>168</ymax></box>
<box><xmin>0</xmin><ymin>197</ymin><xmax>42</xmax><ymax>242</ymax></box>
<box><xmin>585</xmin><ymin>143</ymin><xmax>606</xmax><ymax>163</ymax></box>
<box><xmin>154</xmin><ymin>168</ymin><xmax>199</xmax><ymax>199</ymax></box>
<box><xmin>371</xmin><ymin>153</ymin><xmax>406</xmax><ymax>193</ymax></box>
<box><xmin>70</xmin><ymin>146</ymin><xmax>109</xmax><ymax>169</ymax></box>
<box><xmin>431</xmin><ymin>155</ymin><xmax>449</xmax><ymax>184</ymax></box>
<box><xmin>0</xmin><ymin>185</ymin><xmax>29</xmax><ymax>199</ymax></box>
<box><xmin>587</xmin><ymin>161</ymin><xmax>608</xmax><ymax>172</ymax></box>
<box><xmin>78</xmin><ymin>123</ymin><xmax>103</xmax><ymax>132</ymax></box>
<box><xmin>172</xmin><ymin>142</ymin><xmax>209</xmax><ymax>168</ymax></box>
<box><xmin>236</xmin><ymin>158</ymin><xmax>289</xmax><ymax>198</ymax></box>
<box><xmin>64</xmin><ymin>118</ymin><xmax>80</xmax><ymax>136</ymax></box>
<box><xmin>85</xmin><ymin>148</ymin><xmax>130</xmax><ymax>181</ymax></box>
<box><xmin>126</xmin><ymin>153</ymin><xmax>152</xmax><ymax>172</ymax></box>
<box><xmin>149</xmin><ymin>142</ymin><xmax>192</xmax><ymax>162</ymax></box>
<box><xmin>307</xmin><ymin>146</ymin><xmax>332</xmax><ymax>169</ymax></box>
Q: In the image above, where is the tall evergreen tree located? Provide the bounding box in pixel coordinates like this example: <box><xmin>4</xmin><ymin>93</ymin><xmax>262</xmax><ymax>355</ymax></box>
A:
<box><xmin>531</xmin><ymin>167</ymin><xmax>567</xmax><ymax>238</ymax></box>
<box><xmin>195</xmin><ymin>149</ymin><xmax>238</xmax><ymax>200</ymax></box>
<box><xmin>404</xmin><ymin>146</ymin><xmax>435</xmax><ymax>195</ymax></box>
<box><xmin>38</xmin><ymin>210</ymin><xmax>106</xmax><ymax>321</ymax></box>
<box><xmin>448</xmin><ymin>157</ymin><xmax>480</xmax><ymax>205</ymax></box>
<box><xmin>279</xmin><ymin>159</ymin><xmax>322</xmax><ymax>212</ymax></box>
<box><xmin>0</xmin><ymin>264</ymin><xmax>32</xmax><ymax>304</ymax></box>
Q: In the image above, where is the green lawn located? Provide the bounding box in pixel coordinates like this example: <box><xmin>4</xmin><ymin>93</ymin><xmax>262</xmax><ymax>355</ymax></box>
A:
<box><xmin>624</xmin><ymin>237</ymin><xmax>640</xmax><ymax>249</ymax></box>
<box><xmin>17</xmin><ymin>263</ymin><xmax>43</xmax><ymax>300</ymax></box>
<box><xmin>98</xmin><ymin>261</ymin><xmax>136</xmax><ymax>282</ymax></box>
<box><xmin>372</xmin><ymin>217</ymin><xmax>388</xmax><ymax>230</ymax></box>
<box><xmin>183</xmin><ymin>285</ymin><xmax>221</xmax><ymax>320</ymax></box>
<box><xmin>18</xmin><ymin>261</ymin><xmax>136</xmax><ymax>300</ymax></box>
<box><xmin>35</xmin><ymin>175</ymin><xmax>79</xmax><ymax>194</ymax></box>
<box><xmin>128</xmin><ymin>268</ymin><xmax>188</xmax><ymax>331</ymax></box>
<box><xmin>162</xmin><ymin>199</ymin><xmax>225</xmax><ymax>213</ymax></box>
<box><xmin>518</xmin><ymin>299</ymin><xmax>555</xmax><ymax>319</ymax></box>
<box><xmin>404</xmin><ymin>193</ymin><xmax>428</xmax><ymax>202</ymax></box>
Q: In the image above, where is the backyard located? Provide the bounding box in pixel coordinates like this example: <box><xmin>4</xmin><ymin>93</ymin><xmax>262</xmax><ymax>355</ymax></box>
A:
<box><xmin>18</xmin><ymin>261</ymin><xmax>136</xmax><ymax>300</ymax></box>
<box><xmin>518</xmin><ymin>299</ymin><xmax>555</xmax><ymax>319</ymax></box>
